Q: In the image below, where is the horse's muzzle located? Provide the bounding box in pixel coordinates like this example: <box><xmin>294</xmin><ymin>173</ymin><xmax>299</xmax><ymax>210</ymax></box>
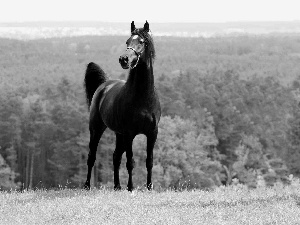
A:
<box><xmin>119</xmin><ymin>55</ymin><xmax>129</xmax><ymax>69</ymax></box>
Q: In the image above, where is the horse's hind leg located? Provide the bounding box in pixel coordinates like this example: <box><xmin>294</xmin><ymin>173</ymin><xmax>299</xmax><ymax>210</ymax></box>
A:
<box><xmin>84</xmin><ymin>123</ymin><xmax>106</xmax><ymax>190</ymax></box>
<box><xmin>146</xmin><ymin>129</ymin><xmax>158</xmax><ymax>190</ymax></box>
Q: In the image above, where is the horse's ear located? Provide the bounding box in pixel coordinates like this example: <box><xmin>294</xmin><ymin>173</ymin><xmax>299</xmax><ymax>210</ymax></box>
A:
<box><xmin>144</xmin><ymin>20</ymin><xmax>149</xmax><ymax>32</ymax></box>
<box><xmin>131</xmin><ymin>21</ymin><xmax>136</xmax><ymax>33</ymax></box>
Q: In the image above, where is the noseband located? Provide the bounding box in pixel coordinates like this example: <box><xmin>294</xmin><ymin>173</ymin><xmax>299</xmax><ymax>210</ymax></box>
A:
<box><xmin>127</xmin><ymin>45</ymin><xmax>145</xmax><ymax>69</ymax></box>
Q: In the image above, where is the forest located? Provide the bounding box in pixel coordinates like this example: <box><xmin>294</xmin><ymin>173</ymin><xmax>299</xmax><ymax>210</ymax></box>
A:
<box><xmin>1</xmin><ymin>34</ymin><xmax>300</xmax><ymax>190</ymax></box>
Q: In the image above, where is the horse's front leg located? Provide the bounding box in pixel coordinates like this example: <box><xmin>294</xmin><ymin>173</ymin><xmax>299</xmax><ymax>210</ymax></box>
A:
<box><xmin>113</xmin><ymin>133</ymin><xmax>126</xmax><ymax>190</ymax></box>
<box><xmin>146</xmin><ymin>129</ymin><xmax>158</xmax><ymax>190</ymax></box>
<box><xmin>124</xmin><ymin>135</ymin><xmax>135</xmax><ymax>191</ymax></box>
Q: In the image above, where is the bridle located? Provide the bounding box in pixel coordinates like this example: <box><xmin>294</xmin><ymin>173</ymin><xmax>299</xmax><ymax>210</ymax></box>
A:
<box><xmin>126</xmin><ymin>37</ymin><xmax>146</xmax><ymax>69</ymax></box>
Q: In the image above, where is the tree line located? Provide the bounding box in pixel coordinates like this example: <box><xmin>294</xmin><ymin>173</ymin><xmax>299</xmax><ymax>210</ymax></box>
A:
<box><xmin>1</xmin><ymin>34</ymin><xmax>300</xmax><ymax>190</ymax></box>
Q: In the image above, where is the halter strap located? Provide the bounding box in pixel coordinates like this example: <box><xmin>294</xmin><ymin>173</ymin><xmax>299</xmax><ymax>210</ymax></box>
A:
<box><xmin>127</xmin><ymin>47</ymin><xmax>143</xmax><ymax>69</ymax></box>
<box><xmin>127</xmin><ymin>47</ymin><xmax>139</xmax><ymax>56</ymax></box>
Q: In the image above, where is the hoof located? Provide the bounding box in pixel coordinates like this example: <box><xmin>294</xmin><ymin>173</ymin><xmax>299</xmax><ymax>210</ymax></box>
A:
<box><xmin>114</xmin><ymin>185</ymin><xmax>122</xmax><ymax>191</ymax></box>
<box><xmin>83</xmin><ymin>183</ymin><xmax>90</xmax><ymax>190</ymax></box>
<box><xmin>127</xmin><ymin>186</ymin><xmax>134</xmax><ymax>192</ymax></box>
<box><xmin>147</xmin><ymin>183</ymin><xmax>153</xmax><ymax>191</ymax></box>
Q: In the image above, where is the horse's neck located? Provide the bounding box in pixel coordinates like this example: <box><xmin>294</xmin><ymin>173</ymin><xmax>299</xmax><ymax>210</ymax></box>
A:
<box><xmin>126</xmin><ymin>59</ymin><xmax>154</xmax><ymax>99</ymax></box>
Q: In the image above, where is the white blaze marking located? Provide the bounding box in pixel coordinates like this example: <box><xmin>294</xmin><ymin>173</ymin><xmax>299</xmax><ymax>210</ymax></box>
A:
<box><xmin>132</xmin><ymin>35</ymin><xmax>139</xmax><ymax>40</ymax></box>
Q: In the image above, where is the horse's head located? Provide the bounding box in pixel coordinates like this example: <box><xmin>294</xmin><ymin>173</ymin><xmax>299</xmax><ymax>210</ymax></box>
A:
<box><xmin>119</xmin><ymin>21</ymin><xmax>155</xmax><ymax>69</ymax></box>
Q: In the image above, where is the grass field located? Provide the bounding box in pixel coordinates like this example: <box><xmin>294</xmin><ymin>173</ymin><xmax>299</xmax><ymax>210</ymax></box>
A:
<box><xmin>1</xmin><ymin>183</ymin><xmax>300</xmax><ymax>225</ymax></box>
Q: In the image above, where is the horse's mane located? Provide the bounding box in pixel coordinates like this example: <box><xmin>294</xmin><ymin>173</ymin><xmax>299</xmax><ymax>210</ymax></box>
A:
<box><xmin>132</xmin><ymin>28</ymin><xmax>155</xmax><ymax>60</ymax></box>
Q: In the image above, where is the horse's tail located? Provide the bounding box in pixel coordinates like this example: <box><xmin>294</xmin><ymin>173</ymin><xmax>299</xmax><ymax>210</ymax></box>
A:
<box><xmin>84</xmin><ymin>62</ymin><xmax>108</xmax><ymax>109</ymax></box>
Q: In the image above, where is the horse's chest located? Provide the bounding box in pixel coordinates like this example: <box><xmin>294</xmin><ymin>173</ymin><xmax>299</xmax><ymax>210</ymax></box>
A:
<box><xmin>133</xmin><ymin>110</ymin><xmax>151</xmax><ymax>122</ymax></box>
<box><xmin>131</xmin><ymin>109</ymin><xmax>155</xmax><ymax>132</ymax></box>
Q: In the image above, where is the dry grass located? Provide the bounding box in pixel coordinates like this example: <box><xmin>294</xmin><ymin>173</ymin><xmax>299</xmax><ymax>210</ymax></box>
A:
<box><xmin>1</xmin><ymin>183</ymin><xmax>300</xmax><ymax>224</ymax></box>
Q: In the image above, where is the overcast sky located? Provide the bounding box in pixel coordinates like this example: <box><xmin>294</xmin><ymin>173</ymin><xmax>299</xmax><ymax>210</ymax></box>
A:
<box><xmin>0</xmin><ymin>0</ymin><xmax>299</xmax><ymax>23</ymax></box>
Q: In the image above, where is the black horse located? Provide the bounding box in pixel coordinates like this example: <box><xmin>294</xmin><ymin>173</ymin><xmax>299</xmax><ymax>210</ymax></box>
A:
<box><xmin>83</xmin><ymin>21</ymin><xmax>161</xmax><ymax>191</ymax></box>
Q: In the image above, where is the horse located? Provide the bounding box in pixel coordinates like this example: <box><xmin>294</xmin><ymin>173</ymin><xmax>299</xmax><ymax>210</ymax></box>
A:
<box><xmin>83</xmin><ymin>21</ymin><xmax>161</xmax><ymax>191</ymax></box>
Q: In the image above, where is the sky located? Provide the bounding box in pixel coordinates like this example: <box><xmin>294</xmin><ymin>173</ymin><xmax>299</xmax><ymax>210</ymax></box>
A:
<box><xmin>0</xmin><ymin>0</ymin><xmax>299</xmax><ymax>23</ymax></box>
